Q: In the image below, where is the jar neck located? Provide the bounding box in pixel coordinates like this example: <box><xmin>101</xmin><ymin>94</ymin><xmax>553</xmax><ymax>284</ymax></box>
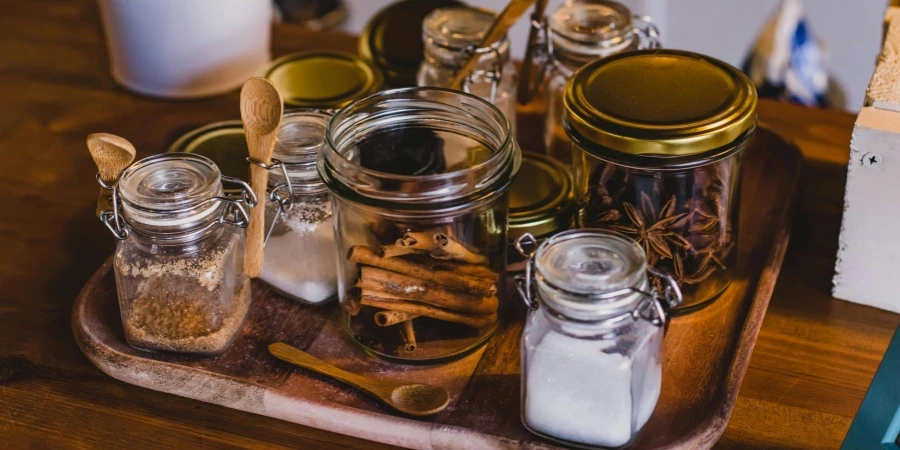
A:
<box><xmin>319</xmin><ymin>87</ymin><xmax>520</xmax><ymax>216</ymax></box>
<box><xmin>424</xmin><ymin>38</ymin><xmax>511</xmax><ymax>71</ymax></box>
<box><xmin>550</xmin><ymin>31</ymin><xmax>636</xmax><ymax>69</ymax></box>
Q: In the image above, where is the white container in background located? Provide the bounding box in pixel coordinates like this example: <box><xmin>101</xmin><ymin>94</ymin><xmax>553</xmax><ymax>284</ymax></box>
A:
<box><xmin>97</xmin><ymin>0</ymin><xmax>272</xmax><ymax>98</ymax></box>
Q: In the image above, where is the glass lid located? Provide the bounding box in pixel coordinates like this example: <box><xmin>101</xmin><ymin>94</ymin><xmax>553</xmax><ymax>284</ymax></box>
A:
<box><xmin>549</xmin><ymin>0</ymin><xmax>634</xmax><ymax>46</ymax></box>
<box><xmin>536</xmin><ymin>230</ymin><xmax>646</xmax><ymax>296</ymax></box>
<box><xmin>423</xmin><ymin>7</ymin><xmax>499</xmax><ymax>50</ymax></box>
<box><xmin>118</xmin><ymin>153</ymin><xmax>221</xmax><ymax>211</ymax></box>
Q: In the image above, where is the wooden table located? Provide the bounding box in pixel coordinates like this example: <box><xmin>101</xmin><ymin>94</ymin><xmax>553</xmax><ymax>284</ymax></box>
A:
<box><xmin>1</xmin><ymin>1</ymin><xmax>898</xmax><ymax>448</ymax></box>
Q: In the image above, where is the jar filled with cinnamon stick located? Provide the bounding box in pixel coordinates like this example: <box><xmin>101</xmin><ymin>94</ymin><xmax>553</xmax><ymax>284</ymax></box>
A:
<box><xmin>318</xmin><ymin>87</ymin><xmax>521</xmax><ymax>363</ymax></box>
<box><xmin>565</xmin><ymin>50</ymin><xmax>757</xmax><ymax>312</ymax></box>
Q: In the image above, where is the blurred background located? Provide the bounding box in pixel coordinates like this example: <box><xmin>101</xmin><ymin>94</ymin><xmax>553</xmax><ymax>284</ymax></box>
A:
<box><xmin>286</xmin><ymin>0</ymin><xmax>887</xmax><ymax>112</ymax></box>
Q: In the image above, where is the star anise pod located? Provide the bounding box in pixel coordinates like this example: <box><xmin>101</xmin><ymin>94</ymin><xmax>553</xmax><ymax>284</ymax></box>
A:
<box><xmin>610</xmin><ymin>195</ymin><xmax>691</xmax><ymax>264</ymax></box>
<box><xmin>674</xmin><ymin>253</ymin><xmax>716</xmax><ymax>285</ymax></box>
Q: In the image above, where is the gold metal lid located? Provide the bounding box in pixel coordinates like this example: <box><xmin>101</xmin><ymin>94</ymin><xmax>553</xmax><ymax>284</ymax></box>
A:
<box><xmin>359</xmin><ymin>0</ymin><xmax>463</xmax><ymax>88</ymax></box>
<box><xmin>167</xmin><ymin>121</ymin><xmax>248</xmax><ymax>192</ymax></box>
<box><xmin>564</xmin><ymin>49</ymin><xmax>757</xmax><ymax>156</ymax></box>
<box><xmin>509</xmin><ymin>152</ymin><xmax>575</xmax><ymax>240</ymax></box>
<box><xmin>265</xmin><ymin>51</ymin><xmax>382</xmax><ymax>109</ymax></box>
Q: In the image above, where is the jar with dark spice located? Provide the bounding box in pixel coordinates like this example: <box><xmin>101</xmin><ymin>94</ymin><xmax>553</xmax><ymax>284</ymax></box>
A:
<box><xmin>99</xmin><ymin>153</ymin><xmax>257</xmax><ymax>354</ymax></box>
<box><xmin>565</xmin><ymin>49</ymin><xmax>757</xmax><ymax>311</ymax></box>
<box><xmin>318</xmin><ymin>87</ymin><xmax>521</xmax><ymax>363</ymax></box>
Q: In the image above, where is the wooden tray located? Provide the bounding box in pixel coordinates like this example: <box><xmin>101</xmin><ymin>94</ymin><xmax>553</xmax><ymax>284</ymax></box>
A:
<box><xmin>72</xmin><ymin>127</ymin><xmax>802</xmax><ymax>449</ymax></box>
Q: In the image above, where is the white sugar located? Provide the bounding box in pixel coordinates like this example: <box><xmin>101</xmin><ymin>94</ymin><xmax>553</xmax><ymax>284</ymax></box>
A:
<box><xmin>523</xmin><ymin>328</ymin><xmax>660</xmax><ymax>447</ymax></box>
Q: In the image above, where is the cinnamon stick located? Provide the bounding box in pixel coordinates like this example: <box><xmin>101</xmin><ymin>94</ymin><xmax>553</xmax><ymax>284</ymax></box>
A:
<box><xmin>360</xmin><ymin>291</ymin><xmax>496</xmax><ymax>328</ymax></box>
<box><xmin>378</xmin><ymin>244</ymin><xmax>424</xmax><ymax>258</ymax></box>
<box><xmin>398</xmin><ymin>231</ymin><xmax>439</xmax><ymax>251</ymax></box>
<box><xmin>374</xmin><ymin>310</ymin><xmax>420</xmax><ymax>326</ymax></box>
<box><xmin>347</xmin><ymin>246</ymin><xmax>496</xmax><ymax>296</ymax></box>
<box><xmin>432</xmin><ymin>260</ymin><xmax>500</xmax><ymax>282</ymax></box>
<box><xmin>433</xmin><ymin>233</ymin><xmax>488</xmax><ymax>264</ymax></box>
<box><xmin>400</xmin><ymin>320</ymin><xmax>416</xmax><ymax>352</ymax></box>
<box><xmin>357</xmin><ymin>267</ymin><xmax>498</xmax><ymax>314</ymax></box>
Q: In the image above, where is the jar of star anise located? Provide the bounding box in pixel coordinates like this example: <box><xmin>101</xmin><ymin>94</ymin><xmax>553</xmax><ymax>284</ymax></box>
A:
<box><xmin>565</xmin><ymin>49</ymin><xmax>757</xmax><ymax>312</ymax></box>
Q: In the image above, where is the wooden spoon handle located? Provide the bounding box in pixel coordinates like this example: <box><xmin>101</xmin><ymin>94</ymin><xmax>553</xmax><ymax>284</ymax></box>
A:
<box><xmin>449</xmin><ymin>0</ymin><xmax>538</xmax><ymax>89</ymax></box>
<box><xmin>244</xmin><ymin>159</ymin><xmax>270</xmax><ymax>277</ymax></box>
<box><xmin>268</xmin><ymin>343</ymin><xmax>389</xmax><ymax>397</ymax></box>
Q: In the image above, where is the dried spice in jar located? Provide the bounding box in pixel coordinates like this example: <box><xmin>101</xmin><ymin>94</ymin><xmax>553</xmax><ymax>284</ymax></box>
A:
<box><xmin>99</xmin><ymin>153</ymin><xmax>257</xmax><ymax>354</ymax></box>
<box><xmin>318</xmin><ymin>87</ymin><xmax>520</xmax><ymax>363</ymax></box>
<box><xmin>564</xmin><ymin>50</ymin><xmax>757</xmax><ymax>311</ymax></box>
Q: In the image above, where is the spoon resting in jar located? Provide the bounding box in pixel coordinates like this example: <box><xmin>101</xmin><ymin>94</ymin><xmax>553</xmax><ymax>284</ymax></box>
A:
<box><xmin>268</xmin><ymin>343</ymin><xmax>450</xmax><ymax>417</ymax></box>
<box><xmin>86</xmin><ymin>133</ymin><xmax>137</xmax><ymax>216</ymax></box>
<box><xmin>240</xmin><ymin>77</ymin><xmax>284</xmax><ymax>278</ymax></box>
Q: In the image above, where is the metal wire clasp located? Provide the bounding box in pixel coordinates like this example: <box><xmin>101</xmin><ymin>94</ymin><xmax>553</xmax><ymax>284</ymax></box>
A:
<box><xmin>513</xmin><ymin>232</ymin><xmax>683</xmax><ymax>327</ymax></box>
<box><xmin>632</xmin><ymin>14</ymin><xmax>662</xmax><ymax>49</ymax></box>
<box><xmin>457</xmin><ymin>45</ymin><xmax>504</xmax><ymax>103</ymax></box>
<box><xmin>95</xmin><ymin>172</ymin><xmax>258</xmax><ymax>240</ymax></box>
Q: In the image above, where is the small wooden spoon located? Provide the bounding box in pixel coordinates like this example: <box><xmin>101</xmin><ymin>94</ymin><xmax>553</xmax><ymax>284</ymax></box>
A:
<box><xmin>449</xmin><ymin>0</ymin><xmax>538</xmax><ymax>90</ymax></box>
<box><xmin>268</xmin><ymin>342</ymin><xmax>450</xmax><ymax>417</ymax></box>
<box><xmin>240</xmin><ymin>77</ymin><xmax>284</xmax><ymax>278</ymax></box>
<box><xmin>86</xmin><ymin>133</ymin><xmax>136</xmax><ymax>216</ymax></box>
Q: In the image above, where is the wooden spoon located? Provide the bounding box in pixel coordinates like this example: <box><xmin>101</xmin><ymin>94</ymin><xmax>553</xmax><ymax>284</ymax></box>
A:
<box><xmin>449</xmin><ymin>0</ymin><xmax>538</xmax><ymax>90</ymax></box>
<box><xmin>268</xmin><ymin>343</ymin><xmax>450</xmax><ymax>417</ymax></box>
<box><xmin>240</xmin><ymin>77</ymin><xmax>284</xmax><ymax>278</ymax></box>
<box><xmin>86</xmin><ymin>133</ymin><xmax>136</xmax><ymax>216</ymax></box>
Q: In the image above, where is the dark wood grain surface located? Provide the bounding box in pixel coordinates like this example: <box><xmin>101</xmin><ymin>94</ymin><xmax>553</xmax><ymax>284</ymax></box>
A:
<box><xmin>1</xmin><ymin>1</ymin><xmax>898</xmax><ymax>449</ymax></box>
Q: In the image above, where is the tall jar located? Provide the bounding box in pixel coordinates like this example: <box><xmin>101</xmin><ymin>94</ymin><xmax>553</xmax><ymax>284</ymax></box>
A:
<box><xmin>533</xmin><ymin>0</ymin><xmax>660</xmax><ymax>164</ymax></box>
<box><xmin>565</xmin><ymin>49</ymin><xmax>757</xmax><ymax>311</ymax></box>
<box><xmin>260</xmin><ymin>110</ymin><xmax>338</xmax><ymax>304</ymax></box>
<box><xmin>318</xmin><ymin>87</ymin><xmax>521</xmax><ymax>363</ymax></box>
<box><xmin>518</xmin><ymin>229</ymin><xmax>680</xmax><ymax>448</ymax></box>
<box><xmin>417</xmin><ymin>7</ymin><xmax>518</xmax><ymax>131</ymax></box>
<box><xmin>99</xmin><ymin>153</ymin><xmax>257</xmax><ymax>355</ymax></box>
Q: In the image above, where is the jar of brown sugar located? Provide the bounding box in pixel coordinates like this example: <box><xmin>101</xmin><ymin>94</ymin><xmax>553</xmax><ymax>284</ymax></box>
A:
<box><xmin>565</xmin><ymin>49</ymin><xmax>757</xmax><ymax>312</ymax></box>
<box><xmin>99</xmin><ymin>153</ymin><xmax>257</xmax><ymax>354</ymax></box>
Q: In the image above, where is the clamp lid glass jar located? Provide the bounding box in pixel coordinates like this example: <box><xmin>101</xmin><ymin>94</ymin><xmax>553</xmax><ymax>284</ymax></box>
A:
<box><xmin>518</xmin><ymin>229</ymin><xmax>680</xmax><ymax>448</ymax></box>
<box><xmin>259</xmin><ymin>110</ymin><xmax>338</xmax><ymax>305</ymax></box>
<box><xmin>417</xmin><ymin>7</ymin><xmax>518</xmax><ymax>131</ymax></box>
<box><xmin>318</xmin><ymin>87</ymin><xmax>521</xmax><ymax>363</ymax></box>
<box><xmin>524</xmin><ymin>0</ymin><xmax>660</xmax><ymax>163</ymax></box>
<box><xmin>98</xmin><ymin>153</ymin><xmax>257</xmax><ymax>355</ymax></box>
<box><xmin>566</xmin><ymin>49</ymin><xmax>757</xmax><ymax>311</ymax></box>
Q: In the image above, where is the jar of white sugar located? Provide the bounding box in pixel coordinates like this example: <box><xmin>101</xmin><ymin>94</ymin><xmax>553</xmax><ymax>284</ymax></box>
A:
<box><xmin>259</xmin><ymin>110</ymin><xmax>338</xmax><ymax>304</ymax></box>
<box><xmin>516</xmin><ymin>229</ymin><xmax>682</xmax><ymax>448</ymax></box>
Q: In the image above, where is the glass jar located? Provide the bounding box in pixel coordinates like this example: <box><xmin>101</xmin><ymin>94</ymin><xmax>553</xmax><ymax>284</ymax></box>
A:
<box><xmin>318</xmin><ymin>87</ymin><xmax>521</xmax><ymax>363</ymax></box>
<box><xmin>259</xmin><ymin>110</ymin><xmax>338</xmax><ymax>304</ymax></box>
<box><xmin>528</xmin><ymin>0</ymin><xmax>660</xmax><ymax>164</ymax></box>
<box><xmin>417</xmin><ymin>7</ymin><xmax>518</xmax><ymax>131</ymax></box>
<box><xmin>565</xmin><ymin>49</ymin><xmax>757</xmax><ymax>311</ymax></box>
<box><xmin>517</xmin><ymin>229</ymin><xmax>680</xmax><ymax>448</ymax></box>
<box><xmin>98</xmin><ymin>153</ymin><xmax>257</xmax><ymax>355</ymax></box>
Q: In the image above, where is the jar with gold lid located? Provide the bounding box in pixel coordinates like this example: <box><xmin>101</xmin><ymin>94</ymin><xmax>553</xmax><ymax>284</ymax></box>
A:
<box><xmin>565</xmin><ymin>49</ymin><xmax>757</xmax><ymax>311</ymax></box>
<box><xmin>522</xmin><ymin>0</ymin><xmax>660</xmax><ymax>163</ymax></box>
<box><xmin>417</xmin><ymin>7</ymin><xmax>518</xmax><ymax>130</ymax></box>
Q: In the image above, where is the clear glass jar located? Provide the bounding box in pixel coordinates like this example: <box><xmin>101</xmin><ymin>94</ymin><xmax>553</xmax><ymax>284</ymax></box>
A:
<box><xmin>517</xmin><ymin>230</ymin><xmax>679</xmax><ymax>448</ymax></box>
<box><xmin>533</xmin><ymin>0</ymin><xmax>660</xmax><ymax>164</ymax></box>
<box><xmin>565</xmin><ymin>49</ymin><xmax>757</xmax><ymax>311</ymax></box>
<box><xmin>417</xmin><ymin>7</ymin><xmax>518</xmax><ymax>132</ymax></box>
<box><xmin>318</xmin><ymin>87</ymin><xmax>521</xmax><ymax>363</ymax></box>
<box><xmin>101</xmin><ymin>153</ymin><xmax>257</xmax><ymax>355</ymax></box>
<box><xmin>260</xmin><ymin>110</ymin><xmax>338</xmax><ymax>304</ymax></box>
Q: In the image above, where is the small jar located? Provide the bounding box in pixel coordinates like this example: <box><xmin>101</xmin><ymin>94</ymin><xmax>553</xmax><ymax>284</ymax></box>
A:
<box><xmin>565</xmin><ymin>50</ymin><xmax>757</xmax><ymax>311</ymax></box>
<box><xmin>417</xmin><ymin>7</ymin><xmax>518</xmax><ymax>131</ymax></box>
<box><xmin>318</xmin><ymin>87</ymin><xmax>521</xmax><ymax>363</ymax></box>
<box><xmin>530</xmin><ymin>0</ymin><xmax>660</xmax><ymax>163</ymax></box>
<box><xmin>517</xmin><ymin>229</ymin><xmax>680</xmax><ymax>448</ymax></box>
<box><xmin>260</xmin><ymin>110</ymin><xmax>338</xmax><ymax>304</ymax></box>
<box><xmin>99</xmin><ymin>153</ymin><xmax>257</xmax><ymax>355</ymax></box>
